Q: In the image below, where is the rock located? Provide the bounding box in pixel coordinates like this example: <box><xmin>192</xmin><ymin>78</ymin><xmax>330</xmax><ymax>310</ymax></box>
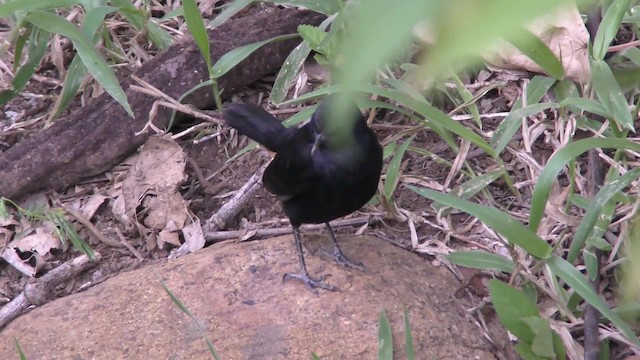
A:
<box><xmin>0</xmin><ymin>235</ymin><xmax>510</xmax><ymax>359</ymax></box>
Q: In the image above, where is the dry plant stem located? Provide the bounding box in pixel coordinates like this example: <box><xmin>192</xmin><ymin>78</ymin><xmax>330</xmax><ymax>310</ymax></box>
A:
<box><xmin>203</xmin><ymin>163</ymin><xmax>268</xmax><ymax>232</ymax></box>
<box><xmin>0</xmin><ymin>253</ymin><xmax>101</xmax><ymax>329</ymax></box>
<box><xmin>62</xmin><ymin>205</ymin><xmax>124</xmax><ymax>248</ymax></box>
<box><xmin>205</xmin><ymin>216</ymin><xmax>373</xmax><ymax>242</ymax></box>
<box><xmin>115</xmin><ymin>228</ymin><xmax>144</xmax><ymax>261</ymax></box>
<box><xmin>1</xmin><ymin>248</ymin><xmax>35</xmax><ymax>277</ymax></box>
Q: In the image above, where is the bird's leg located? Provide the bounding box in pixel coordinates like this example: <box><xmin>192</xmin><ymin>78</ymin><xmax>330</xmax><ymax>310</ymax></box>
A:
<box><xmin>283</xmin><ymin>225</ymin><xmax>338</xmax><ymax>293</ymax></box>
<box><xmin>320</xmin><ymin>222</ymin><xmax>364</xmax><ymax>271</ymax></box>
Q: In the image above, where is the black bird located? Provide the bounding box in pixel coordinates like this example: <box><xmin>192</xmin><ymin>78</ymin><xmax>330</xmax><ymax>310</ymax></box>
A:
<box><xmin>223</xmin><ymin>97</ymin><xmax>383</xmax><ymax>292</ymax></box>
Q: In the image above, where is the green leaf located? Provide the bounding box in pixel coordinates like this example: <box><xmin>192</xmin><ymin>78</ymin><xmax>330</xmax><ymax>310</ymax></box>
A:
<box><xmin>311</xmin><ymin>353</ymin><xmax>322</xmax><ymax>360</ymax></box>
<box><xmin>529</xmin><ymin>138</ymin><xmax>640</xmax><ymax>231</ymax></box>
<box><xmin>591</xmin><ymin>59</ymin><xmax>634</xmax><ymax>130</ymax></box>
<box><xmin>0</xmin><ymin>0</ymin><xmax>81</xmax><ymax>16</ymax></box>
<box><xmin>507</xmin><ymin>28</ymin><xmax>564</xmax><ymax>79</ymax></box>
<box><xmin>620</xmin><ymin>47</ymin><xmax>640</xmax><ymax>67</ymax></box>
<box><xmin>409</xmin><ymin>186</ymin><xmax>553</xmax><ymax>259</ymax></box>
<box><xmin>547</xmin><ymin>255</ymin><xmax>640</xmax><ymax>348</ymax></box>
<box><xmin>14</xmin><ymin>338</ymin><xmax>27</xmax><ymax>360</ymax></box>
<box><xmin>568</xmin><ymin>168</ymin><xmax>640</xmax><ymax>263</ymax></box>
<box><xmin>267</xmin><ymin>0</ymin><xmax>342</xmax><ymax>15</ymax></box>
<box><xmin>560</xmin><ymin>97</ymin><xmax>609</xmax><ymax>118</ymax></box>
<box><xmin>522</xmin><ymin>317</ymin><xmax>556</xmax><ymax>358</ymax></box>
<box><xmin>24</xmin><ymin>11</ymin><xmax>133</xmax><ymax>117</ymax></box>
<box><xmin>385</xmin><ymin>135</ymin><xmax>415</xmax><ymax>201</ymax></box>
<box><xmin>593</xmin><ymin>0</ymin><xmax>631</xmax><ymax>60</ymax></box>
<box><xmin>378</xmin><ymin>310</ymin><xmax>393</xmax><ymax>360</ymax></box>
<box><xmin>447</xmin><ymin>251</ymin><xmax>515</xmax><ymax>273</ymax></box>
<box><xmin>489</xmin><ymin>280</ymin><xmax>539</xmax><ymax>342</ymax></box>
<box><xmin>208</xmin><ymin>0</ymin><xmax>253</xmax><ymax>28</ymax></box>
<box><xmin>110</xmin><ymin>0</ymin><xmax>172</xmax><ymax>49</ymax></box>
<box><xmin>182</xmin><ymin>0</ymin><xmax>211</xmax><ymax>69</ymax></box>
<box><xmin>298</xmin><ymin>24</ymin><xmax>327</xmax><ymax>53</ymax></box>
<box><xmin>212</xmin><ymin>34</ymin><xmax>299</xmax><ymax>78</ymax></box>
<box><xmin>432</xmin><ymin>169</ymin><xmax>504</xmax><ymax>212</ymax></box>
<box><xmin>403</xmin><ymin>306</ymin><xmax>414</xmax><ymax>360</ymax></box>
<box><xmin>0</xmin><ymin>26</ymin><xmax>49</xmax><ymax>106</ymax></box>
<box><xmin>270</xmin><ymin>40</ymin><xmax>311</xmax><ymax>104</ymax></box>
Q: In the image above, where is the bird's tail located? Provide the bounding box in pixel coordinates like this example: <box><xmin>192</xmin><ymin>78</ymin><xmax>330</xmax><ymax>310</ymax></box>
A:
<box><xmin>223</xmin><ymin>104</ymin><xmax>288</xmax><ymax>152</ymax></box>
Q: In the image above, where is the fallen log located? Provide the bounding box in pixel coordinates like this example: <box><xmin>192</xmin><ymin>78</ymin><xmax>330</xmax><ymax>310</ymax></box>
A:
<box><xmin>0</xmin><ymin>8</ymin><xmax>325</xmax><ymax>199</ymax></box>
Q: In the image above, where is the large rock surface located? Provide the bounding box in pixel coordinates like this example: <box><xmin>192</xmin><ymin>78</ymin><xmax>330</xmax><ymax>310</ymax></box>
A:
<box><xmin>0</xmin><ymin>235</ymin><xmax>509</xmax><ymax>359</ymax></box>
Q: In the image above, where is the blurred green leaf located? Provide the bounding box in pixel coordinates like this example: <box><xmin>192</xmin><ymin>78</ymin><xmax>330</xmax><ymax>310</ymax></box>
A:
<box><xmin>0</xmin><ymin>26</ymin><xmax>48</xmax><ymax>106</ymax></box>
<box><xmin>529</xmin><ymin>138</ymin><xmax>640</xmax><ymax>231</ymax></box>
<box><xmin>270</xmin><ymin>41</ymin><xmax>311</xmax><ymax>104</ymax></box>
<box><xmin>451</xmin><ymin>73</ymin><xmax>481</xmax><ymax>128</ymax></box>
<box><xmin>523</xmin><ymin>317</ymin><xmax>556</xmax><ymax>358</ymax></box>
<box><xmin>489</xmin><ymin>280</ymin><xmax>539</xmax><ymax>342</ymax></box>
<box><xmin>547</xmin><ymin>255</ymin><xmax>640</xmax><ymax>348</ymax></box>
<box><xmin>212</xmin><ymin>34</ymin><xmax>298</xmax><ymax>78</ymax></box>
<box><xmin>620</xmin><ymin>47</ymin><xmax>640</xmax><ymax>66</ymax></box>
<box><xmin>403</xmin><ymin>306</ymin><xmax>414</xmax><ymax>360</ymax></box>
<box><xmin>0</xmin><ymin>0</ymin><xmax>81</xmax><ymax>16</ymax></box>
<box><xmin>447</xmin><ymin>251</ymin><xmax>515</xmax><ymax>273</ymax></box>
<box><xmin>560</xmin><ymin>97</ymin><xmax>609</xmax><ymax>118</ymax></box>
<box><xmin>568</xmin><ymin>168</ymin><xmax>640</xmax><ymax>263</ymax></box>
<box><xmin>507</xmin><ymin>28</ymin><xmax>564</xmax><ymax>79</ymax></box>
<box><xmin>14</xmin><ymin>338</ymin><xmax>27</xmax><ymax>360</ymax></box>
<box><xmin>111</xmin><ymin>0</ymin><xmax>172</xmax><ymax>48</ymax></box>
<box><xmin>409</xmin><ymin>186</ymin><xmax>553</xmax><ymax>258</ymax></box>
<box><xmin>24</xmin><ymin>11</ymin><xmax>133</xmax><ymax>116</ymax></box>
<box><xmin>378</xmin><ymin>310</ymin><xmax>393</xmax><ymax>360</ymax></box>
<box><xmin>298</xmin><ymin>24</ymin><xmax>327</xmax><ymax>53</ymax></box>
<box><xmin>593</xmin><ymin>0</ymin><xmax>631</xmax><ymax>60</ymax></box>
<box><xmin>591</xmin><ymin>59</ymin><xmax>634</xmax><ymax>130</ymax></box>
<box><xmin>208</xmin><ymin>0</ymin><xmax>253</xmax><ymax>28</ymax></box>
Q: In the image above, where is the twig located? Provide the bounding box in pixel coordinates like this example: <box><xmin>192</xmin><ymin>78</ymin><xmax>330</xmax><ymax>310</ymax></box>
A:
<box><xmin>0</xmin><ymin>253</ymin><xmax>101</xmax><ymax>329</ymax></box>
<box><xmin>62</xmin><ymin>204</ymin><xmax>124</xmax><ymax>248</ymax></box>
<box><xmin>204</xmin><ymin>215</ymin><xmax>375</xmax><ymax>242</ymax></box>
<box><xmin>115</xmin><ymin>228</ymin><xmax>144</xmax><ymax>262</ymax></box>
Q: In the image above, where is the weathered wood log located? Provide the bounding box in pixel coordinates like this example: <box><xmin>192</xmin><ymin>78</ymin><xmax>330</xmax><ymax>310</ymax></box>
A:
<box><xmin>0</xmin><ymin>8</ymin><xmax>325</xmax><ymax>199</ymax></box>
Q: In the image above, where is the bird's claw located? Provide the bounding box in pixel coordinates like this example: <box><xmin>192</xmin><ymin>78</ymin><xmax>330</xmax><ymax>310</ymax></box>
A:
<box><xmin>318</xmin><ymin>249</ymin><xmax>364</xmax><ymax>271</ymax></box>
<box><xmin>283</xmin><ymin>272</ymin><xmax>339</xmax><ymax>293</ymax></box>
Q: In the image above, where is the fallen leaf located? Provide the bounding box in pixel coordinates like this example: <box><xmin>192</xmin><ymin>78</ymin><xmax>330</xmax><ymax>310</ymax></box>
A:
<box><xmin>182</xmin><ymin>217</ymin><xmax>205</xmax><ymax>253</ymax></box>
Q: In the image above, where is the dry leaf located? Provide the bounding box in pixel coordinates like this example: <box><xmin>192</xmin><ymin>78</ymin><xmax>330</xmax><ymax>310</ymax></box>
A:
<box><xmin>182</xmin><ymin>217</ymin><xmax>205</xmax><ymax>253</ymax></box>
<box><xmin>80</xmin><ymin>193</ymin><xmax>109</xmax><ymax>220</ymax></box>
<box><xmin>9</xmin><ymin>226</ymin><xmax>62</xmax><ymax>257</ymax></box>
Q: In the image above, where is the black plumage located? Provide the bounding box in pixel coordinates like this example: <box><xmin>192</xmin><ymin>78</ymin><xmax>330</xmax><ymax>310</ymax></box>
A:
<box><xmin>224</xmin><ymin>97</ymin><xmax>383</xmax><ymax>292</ymax></box>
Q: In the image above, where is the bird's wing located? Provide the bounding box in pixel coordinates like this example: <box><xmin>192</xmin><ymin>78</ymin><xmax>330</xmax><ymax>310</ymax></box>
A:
<box><xmin>262</xmin><ymin>138</ymin><xmax>317</xmax><ymax>198</ymax></box>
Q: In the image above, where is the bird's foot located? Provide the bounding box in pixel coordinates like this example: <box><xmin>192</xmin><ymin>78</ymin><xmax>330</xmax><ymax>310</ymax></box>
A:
<box><xmin>283</xmin><ymin>272</ymin><xmax>338</xmax><ymax>293</ymax></box>
<box><xmin>318</xmin><ymin>248</ymin><xmax>364</xmax><ymax>271</ymax></box>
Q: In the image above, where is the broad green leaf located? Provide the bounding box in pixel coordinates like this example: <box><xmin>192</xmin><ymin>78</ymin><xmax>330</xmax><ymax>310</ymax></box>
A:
<box><xmin>523</xmin><ymin>317</ymin><xmax>556</xmax><ymax>358</ymax></box>
<box><xmin>621</xmin><ymin>47</ymin><xmax>640</xmax><ymax>67</ymax></box>
<box><xmin>403</xmin><ymin>306</ymin><xmax>414</xmax><ymax>360</ymax></box>
<box><xmin>0</xmin><ymin>0</ymin><xmax>81</xmax><ymax>16</ymax></box>
<box><xmin>409</xmin><ymin>186</ymin><xmax>552</xmax><ymax>258</ymax></box>
<box><xmin>384</xmin><ymin>135</ymin><xmax>415</xmax><ymax>201</ymax></box>
<box><xmin>529</xmin><ymin>138</ymin><xmax>640</xmax><ymax>231</ymax></box>
<box><xmin>267</xmin><ymin>0</ymin><xmax>342</xmax><ymax>15</ymax></box>
<box><xmin>0</xmin><ymin>27</ymin><xmax>48</xmax><ymax>106</ymax></box>
<box><xmin>593</xmin><ymin>0</ymin><xmax>631</xmax><ymax>60</ymax></box>
<box><xmin>24</xmin><ymin>11</ymin><xmax>133</xmax><ymax>116</ymax></box>
<box><xmin>447</xmin><ymin>251</ymin><xmax>515</xmax><ymax>273</ymax></box>
<box><xmin>491</xmin><ymin>76</ymin><xmax>556</xmax><ymax>154</ymax></box>
<box><xmin>568</xmin><ymin>169</ymin><xmax>640</xmax><ymax>263</ymax></box>
<box><xmin>547</xmin><ymin>255</ymin><xmax>640</xmax><ymax>348</ymax></box>
<box><xmin>489</xmin><ymin>280</ymin><xmax>539</xmax><ymax>342</ymax></box>
<box><xmin>212</xmin><ymin>34</ymin><xmax>299</xmax><ymax>78</ymax></box>
<box><xmin>297</xmin><ymin>25</ymin><xmax>326</xmax><ymax>53</ymax></box>
<box><xmin>270</xmin><ymin>41</ymin><xmax>311</xmax><ymax>104</ymax></box>
<box><xmin>378</xmin><ymin>310</ymin><xmax>393</xmax><ymax>360</ymax></box>
<box><xmin>208</xmin><ymin>0</ymin><xmax>253</xmax><ymax>28</ymax></box>
<box><xmin>507</xmin><ymin>28</ymin><xmax>564</xmax><ymax>79</ymax></box>
<box><xmin>591</xmin><ymin>59</ymin><xmax>634</xmax><ymax>130</ymax></box>
<box><xmin>182</xmin><ymin>0</ymin><xmax>211</xmax><ymax>69</ymax></box>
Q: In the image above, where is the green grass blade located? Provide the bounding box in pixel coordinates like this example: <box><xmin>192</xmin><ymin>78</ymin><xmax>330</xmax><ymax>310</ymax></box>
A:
<box><xmin>24</xmin><ymin>11</ymin><xmax>133</xmax><ymax>116</ymax></box>
<box><xmin>208</xmin><ymin>0</ymin><xmax>254</xmax><ymax>28</ymax></box>
<box><xmin>529</xmin><ymin>138</ymin><xmax>640</xmax><ymax>231</ymax></box>
<box><xmin>378</xmin><ymin>310</ymin><xmax>393</xmax><ymax>360</ymax></box>
<box><xmin>409</xmin><ymin>186</ymin><xmax>552</xmax><ymax>258</ymax></box>
<box><xmin>212</xmin><ymin>34</ymin><xmax>298</xmax><ymax>78</ymax></box>
<box><xmin>384</xmin><ymin>135</ymin><xmax>415</xmax><ymax>201</ymax></box>
<box><xmin>489</xmin><ymin>279</ymin><xmax>539</xmax><ymax>342</ymax></box>
<box><xmin>0</xmin><ymin>0</ymin><xmax>81</xmax><ymax>16</ymax></box>
<box><xmin>403</xmin><ymin>306</ymin><xmax>414</xmax><ymax>360</ymax></box>
<box><xmin>559</xmin><ymin>97</ymin><xmax>609</xmax><ymax>118</ymax></box>
<box><xmin>182</xmin><ymin>0</ymin><xmax>211</xmax><ymax>69</ymax></box>
<box><xmin>111</xmin><ymin>0</ymin><xmax>172</xmax><ymax>48</ymax></box>
<box><xmin>593</xmin><ymin>0</ymin><xmax>631</xmax><ymax>60</ymax></box>
<box><xmin>14</xmin><ymin>338</ymin><xmax>27</xmax><ymax>360</ymax></box>
<box><xmin>567</xmin><ymin>168</ymin><xmax>640</xmax><ymax>263</ymax></box>
<box><xmin>547</xmin><ymin>255</ymin><xmax>640</xmax><ymax>348</ymax></box>
<box><xmin>432</xmin><ymin>169</ymin><xmax>504</xmax><ymax>212</ymax></box>
<box><xmin>0</xmin><ymin>26</ymin><xmax>49</xmax><ymax>106</ymax></box>
<box><xmin>270</xmin><ymin>40</ymin><xmax>311</xmax><ymax>104</ymax></box>
<box><xmin>266</xmin><ymin>0</ymin><xmax>342</xmax><ymax>15</ymax></box>
<box><xmin>507</xmin><ymin>28</ymin><xmax>564</xmax><ymax>79</ymax></box>
<box><xmin>447</xmin><ymin>251</ymin><xmax>515</xmax><ymax>273</ymax></box>
<box><xmin>591</xmin><ymin>59</ymin><xmax>633</xmax><ymax>130</ymax></box>
<box><xmin>311</xmin><ymin>353</ymin><xmax>322</xmax><ymax>360</ymax></box>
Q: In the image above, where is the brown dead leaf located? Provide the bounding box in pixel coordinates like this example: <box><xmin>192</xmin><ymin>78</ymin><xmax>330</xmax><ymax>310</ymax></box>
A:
<box><xmin>182</xmin><ymin>217</ymin><xmax>205</xmax><ymax>253</ymax></box>
<box><xmin>80</xmin><ymin>193</ymin><xmax>109</xmax><ymax>220</ymax></box>
<box><xmin>9</xmin><ymin>226</ymin><xmax>62</xmax><ymax>257</ymax></box>
<box><xmin>157</xmin><ymin>229</ymin><xmax>181</xmax><ymax>248</ymax></box>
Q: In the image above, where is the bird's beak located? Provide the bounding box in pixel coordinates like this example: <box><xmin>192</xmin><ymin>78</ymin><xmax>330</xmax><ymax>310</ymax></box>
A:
<box><xmin>311</xmin><ymin>133</ymin><xmax>324</xmax><ymax>155</ymax></box>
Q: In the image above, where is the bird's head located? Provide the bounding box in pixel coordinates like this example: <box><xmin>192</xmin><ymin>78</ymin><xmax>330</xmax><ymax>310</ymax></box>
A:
<box><xmin>310</xmin><ymin>95</ymin><xmax>364</xmax><ymax>152</ymax></box>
